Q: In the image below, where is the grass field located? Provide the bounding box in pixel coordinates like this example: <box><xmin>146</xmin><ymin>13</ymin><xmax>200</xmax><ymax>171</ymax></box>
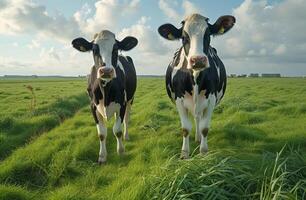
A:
<box><xmin>0</xmin><ymin>77</ymin><xmax>305</xmax><ymax>200</ymax></box>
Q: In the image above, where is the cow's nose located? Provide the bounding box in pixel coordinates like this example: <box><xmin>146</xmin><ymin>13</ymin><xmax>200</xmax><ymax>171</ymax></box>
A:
<box><xmin>190</xmin><ymin>56</ymin><xmax>208</xmax><ymax>70</ymax></box>
<box><xmin>99</xmin><ymin>67</ymin><xmax>114</xmax><ymax>79</ymax></box>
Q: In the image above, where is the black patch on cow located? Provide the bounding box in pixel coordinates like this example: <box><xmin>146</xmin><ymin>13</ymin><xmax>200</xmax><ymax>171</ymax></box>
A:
<box><xmin>173</xmin><ymin>47</ymin><xmax>182</xmax><ymax>66</ymax></box>
<box><xmin>119</xmin><ymin>56</ymin><xmax>137</xmax><ymax>102</ymax></box>
<box><xmin>92</xmin><ymin>44</ymin><xmax>100</xmax><ymax>56</ymax></box>
<box><xmin>112</xmin><ymin>43</ymin><xmax>119</xmax><ymax>67</ymax></box>
<box><xmin>203</xmin><ymin>28</ymin><xmax>210</xmax><ymax>54</ymax></box>
<box><xmin>165</xmin><ymin>64</ymin><xmax>174</xmax><ymax>100</ymax></box>
<box><xmin>90</xmin><ymin>103</ymin><xmax>99</xmax><ymax>124</ymax></box>
<box><xmin>209</xmin><ymin>15</ymin><xmax>236</xmax><ymax>36</ymax></box>
<box><xmin>72</xmin><ymin>37</ymin><xmax>93</xmax><ymax>52</ymax></box>
<box><xmin>182</xmin><ymin>31</ymin><xmax>190</xmax><ymax>56</ymax></box>
<box><xmin>117</xmin><ymin>37</ymin><xmax>138</xmax><ymax>51</ymax></box>
<box><xmin>172</xmin><ymin>69</ymin><xmax>194</xmax><ymax>99</ymax></box>
<box><xmin>158</xmin><ymin>24</ymin><xmax>182</xmax><ymax>40</ymax></box>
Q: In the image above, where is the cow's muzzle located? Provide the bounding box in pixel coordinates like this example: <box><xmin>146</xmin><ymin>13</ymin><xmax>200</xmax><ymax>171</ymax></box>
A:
<box><xmin>98</xmin><ymin>67</ymin><xmax>115</xmax><ymax>79</ymax></box>
<box><xmin>190</xmin><ymin>56</ymin><xmax>208</xmax><ymax>70</ymax></box>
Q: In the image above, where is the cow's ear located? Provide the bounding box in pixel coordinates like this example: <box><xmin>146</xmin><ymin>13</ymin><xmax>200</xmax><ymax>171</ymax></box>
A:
<box><xmin>72</xmin><ymin>37</ymin><xmax>93</xmax><ymax>52</ymax></box>
<box><xmin>209</xmin><ymin>15</ymin><xmax>235</xmax><ymax>36</ymax></box>
<box><xmin>118</xmin><ymin>36</ymin><xmax>138</xmax><ymax>51</ymax></box>
<box><xmin>158</xmin><ymin>23</ymin><xmax>182</xmax><ymax>40</ymax></box>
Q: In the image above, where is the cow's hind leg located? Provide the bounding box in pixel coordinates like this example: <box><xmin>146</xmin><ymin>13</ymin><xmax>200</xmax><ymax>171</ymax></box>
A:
<box><xmin>92</xmin><ymin>104</ymin><xmax>107</xmax><ymax>164</ymax></box>
<box><xmin>123</xmin><ymin>99</ymin><xmax>132</xmax><ymax>141</ymax></box>
<box><xmin>176</xmin><ymin>99</ymin><xmax>192</xmax><ymax>159</ymax></box>
<box><xmin>113</xmin><ymin>113</ymin><xmax>124</xmax><ymax>155</ymax></box>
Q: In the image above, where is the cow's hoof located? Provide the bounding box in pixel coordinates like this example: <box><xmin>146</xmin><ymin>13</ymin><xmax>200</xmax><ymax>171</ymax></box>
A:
<box><xmin>98</xmin><ymin>157</ymin><xmax>107</xmax><ymax>165</ymax></box>
<box><xmin>200</xmin><ymin>147</ymin><xmax>208</xmax><ymax>155</ymax></box>
<box><xmin>180</xmin><ymin>150</ymin><xmax>189</xmax><ymax>159</ymax></box>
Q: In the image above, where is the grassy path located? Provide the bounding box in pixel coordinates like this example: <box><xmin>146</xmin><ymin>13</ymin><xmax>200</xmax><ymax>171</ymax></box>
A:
<box><xmin>0</xmin><ymin>78</ymin><xmax>89</xmax><ymax>160</ymax></box>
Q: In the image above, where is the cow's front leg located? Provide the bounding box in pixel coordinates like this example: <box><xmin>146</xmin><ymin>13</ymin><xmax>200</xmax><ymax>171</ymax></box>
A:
<box><xmin>113</xmin><ymin>113</ymin><xmax>124</xmax><ymax>155</ymax></box>
<box><xmin>199</xmin><ymin>96</ymin><xmax>216</xmax><ymax>154</ymax></box>
<box><xmin>194</xmin><ymin>115</ymin><xmax>201</xmax><ymax>143</ymax></box>
<box><xmin>123</xmin><ymin>100</ymin><xmax>132</xmax><ymax>141</ymax></box>
<box><xmin>176</xmin><ymin>99</ymin><xmax>192</xmax><ymax>159</ymax></box>
<box><xmin>96</xmin><ymin>114</ymin><xmax>107</xmax><ymax>164</ymax></box>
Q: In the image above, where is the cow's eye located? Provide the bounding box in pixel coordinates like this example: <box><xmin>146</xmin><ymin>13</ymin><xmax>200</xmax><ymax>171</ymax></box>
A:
<box><xmin>92</xmin><ymin>44</ymin><xmax>100</xmax><ymax>55</ymax></box>
<box><xmin>182</xmin><ymin>35</ymin><xmax>190</xmax><ymax>44</ymax></box>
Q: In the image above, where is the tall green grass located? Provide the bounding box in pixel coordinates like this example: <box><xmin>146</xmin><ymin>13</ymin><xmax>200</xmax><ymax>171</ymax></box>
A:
<box><xmin>0</xmin><ymin>77</ymin><xmax>305</xmax><ymax>200</ymax></box>
<box><xmin>0</xmin><ymin>78</ymin><xmax>88</xmax><ymax>159</ymax></box>
<box><xmin>142</xmin><ymin>146</ymin><xmax>306</xmax><ymax>199</ymax></box>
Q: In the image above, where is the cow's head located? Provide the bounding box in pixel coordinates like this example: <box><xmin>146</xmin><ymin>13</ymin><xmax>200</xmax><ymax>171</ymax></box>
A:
<box><xmin>158</xmin><ymin>14</ymin><xmax>235</xmax><ymax>71</ymax></box>
<box><xmin>72</xmin><ymin>30</ymin><xmax>138</xmax><ymax>81</ymax></box>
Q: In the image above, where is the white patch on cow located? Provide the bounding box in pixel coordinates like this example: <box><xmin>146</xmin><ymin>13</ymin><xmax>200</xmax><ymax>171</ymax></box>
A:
<box><xmin>183</xmin><ymin>14</ymin><xmax>209</xmax><ymax>69</ymax></box>
<box><xmin>182</xmin><ymin>134</ymin><xmax>190</xmax><ymax>158</ymax></box>
<box><xmin>200</xmin><ymin>135</ymin><xmax>208</xmax><ymax>154</ymax></box>
<box><xmin>118</xmin><ymin>60</ymin><xmax>125</xmax><ymax>75</ymax></box>
<box><xmin>96</xmin><ymin>123</ymin><xmax>107</xmax><ymax>136</ymax></box>
<box><xmin>200</xmin><ymin>94</ymin><xmax>216</xmax><ymax>130</ymax></box>
<box><xmin>123</xmin><ymin>99</ymin><xmax>132</xmax><ymax>140</ymax></box>
<box><xmin>113</xmin><ymin>114</ymin><xmax>124</xmax><ymax>155</ymax></box>
<box><xmin>176</xmin><ymin>97</ymin><xmax>192</xmax><ymax>158</ymax></box>
<box><xmin>209</xmin><ymin>48</ymin><xmax>220</xmax><ymax>80</ymax></box>
<box><xmin>183</xmin><ymin>92</ymin><xmax>194</xmax><ymax>115</ymax></box>
<box><xmin>194</xmin><ymin>115</ymin><xmax>201</xmax><ymax>143</ymax></box>
<box><xmin>176</xmin><ymin>98</ymin><xmax>192</xmax><ymax>132</ymax></box>
<box><xmin>199</xmin><ymin>94</ymin><xmax>216</xmax><ymax>154</ymax></box>
<box><xmin>216</xmin><ymin>65</ymin><xmax>220</xmax><ymax>80</ymax></box>
<box><xmin>193</xmin><ymin>84</ymin><xmax>208</xmax><ymax>117</ymax></box>
<box><xmin>167</xmin><ymin>84</ymin><xmax>175</xmax><ymax>101</ymax></box>
<box><xmin>172</xmin><ymin>49</ymin><xmax>187</xmax><ymax>70</ymax></box>
<box><xmin>216</xmin><ymin>83</ymin><xmax>224</xmax><ymax>105</ymax></box>
<box><xmin>93</xmin><ymin>30</ymin><xmax>117</xmax><ymax>78</ymax></box>
<box><xmin>96</xmin><ymin>123</ymin><xmax>107</xmax><ymax>163</ymax></box>
<box><xmin>113</xmin><ymin>114</ymin><xmax>122</xmax><ymax>134</ymax></box>
<box><xmin>171</xmin><ymin>68</ymin><xmax>178</xmax><ymax>80</ymax></box>
<box><xmin>96</xmin><ymin>101</ymin><xmax>121</xmax><ymax>121</ymax></box>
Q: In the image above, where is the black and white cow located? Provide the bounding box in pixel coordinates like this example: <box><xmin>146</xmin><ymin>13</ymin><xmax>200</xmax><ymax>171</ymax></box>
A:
<box><xmin>72</xmin><ymin>30</ymin><xmax>138</xmax><ymax>164</ymax></box>
<box><xmin>158</xmin><ymin>14</ymin><xmax>235</xmax><ymax>159</ymax></box>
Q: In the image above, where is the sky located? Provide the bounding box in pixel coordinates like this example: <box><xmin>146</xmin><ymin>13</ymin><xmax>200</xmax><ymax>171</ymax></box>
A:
<box><xmin>0</xmin><ymin>0</ymin><xmax>306</xmax><ymax>76</ymax></box>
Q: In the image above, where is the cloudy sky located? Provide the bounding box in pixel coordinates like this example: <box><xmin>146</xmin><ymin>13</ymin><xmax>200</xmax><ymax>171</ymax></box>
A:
<box><xmin>0</xmin><ymin>0</ymin><xmax>305</xmax><ymax>76</ymax></box>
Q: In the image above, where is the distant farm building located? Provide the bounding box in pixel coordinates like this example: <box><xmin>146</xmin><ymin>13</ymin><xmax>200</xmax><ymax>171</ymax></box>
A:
<box><xmin>262</xmin><ymin>73</ymin><xmax>281</xmax><ymax>77</ymax></box>
<box><xmin>237</xmin><ymin>74</ymin><xmax>247</xmax><ymax>78</ymax></box>
<box><xmin>249</xmin><ymin>73</ymin><xmax>259</xmax><ymax>77</ymax></box>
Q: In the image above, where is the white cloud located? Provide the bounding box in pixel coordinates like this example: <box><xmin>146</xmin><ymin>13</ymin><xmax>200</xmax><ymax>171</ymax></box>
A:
<box><xmin>158</xmin><ymin>0</ymin><xmax>180</xmax><ymax>21</ymax></box>
<box><xmin>27</xmin><ymin>39</ymin><xmax>41</xmax><ymax>49</ymax></box>
<box><xmin>158</xmin><ymin>0</ymin><xmax>199</xmax><ymax>22</ymax></box>
<box><xmin>118</xmin><ymin>16</ymin><xmax>180</xmax><ymax>75</ymax></box>
<box><xmin>273</xmin><ymin>44</ymin><xmax>286</xmax><ymax>55</ymax></box>
<box><xmin>0</xmin><ymin>0</ymin><xmax>81</xmax><ymax>42</ymax></box>
<box><xmin>40</xmin><ymin>47</ymin><xmax>61</xmax><ymax>61</ymax></box>
<box><xmin>182</xmin><ymin>0</ymin><xmax>200</xmax><ymax>17</ymax></box>
<box><xmin>212</xmin><ymin>0</ymin><xmax>306</xmax><ymax>68</ymax></box>
<box><xmin>75</xmin><ymin>0</ymin><xmax>140</xmax><ymax>36</ymax></box>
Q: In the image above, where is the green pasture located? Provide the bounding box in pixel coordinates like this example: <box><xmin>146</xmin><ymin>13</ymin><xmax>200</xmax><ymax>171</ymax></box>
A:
<box><xmin>0</xmin><ymin>77</ymin><xmax>305</xmax><ymax>200</ymax></box>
